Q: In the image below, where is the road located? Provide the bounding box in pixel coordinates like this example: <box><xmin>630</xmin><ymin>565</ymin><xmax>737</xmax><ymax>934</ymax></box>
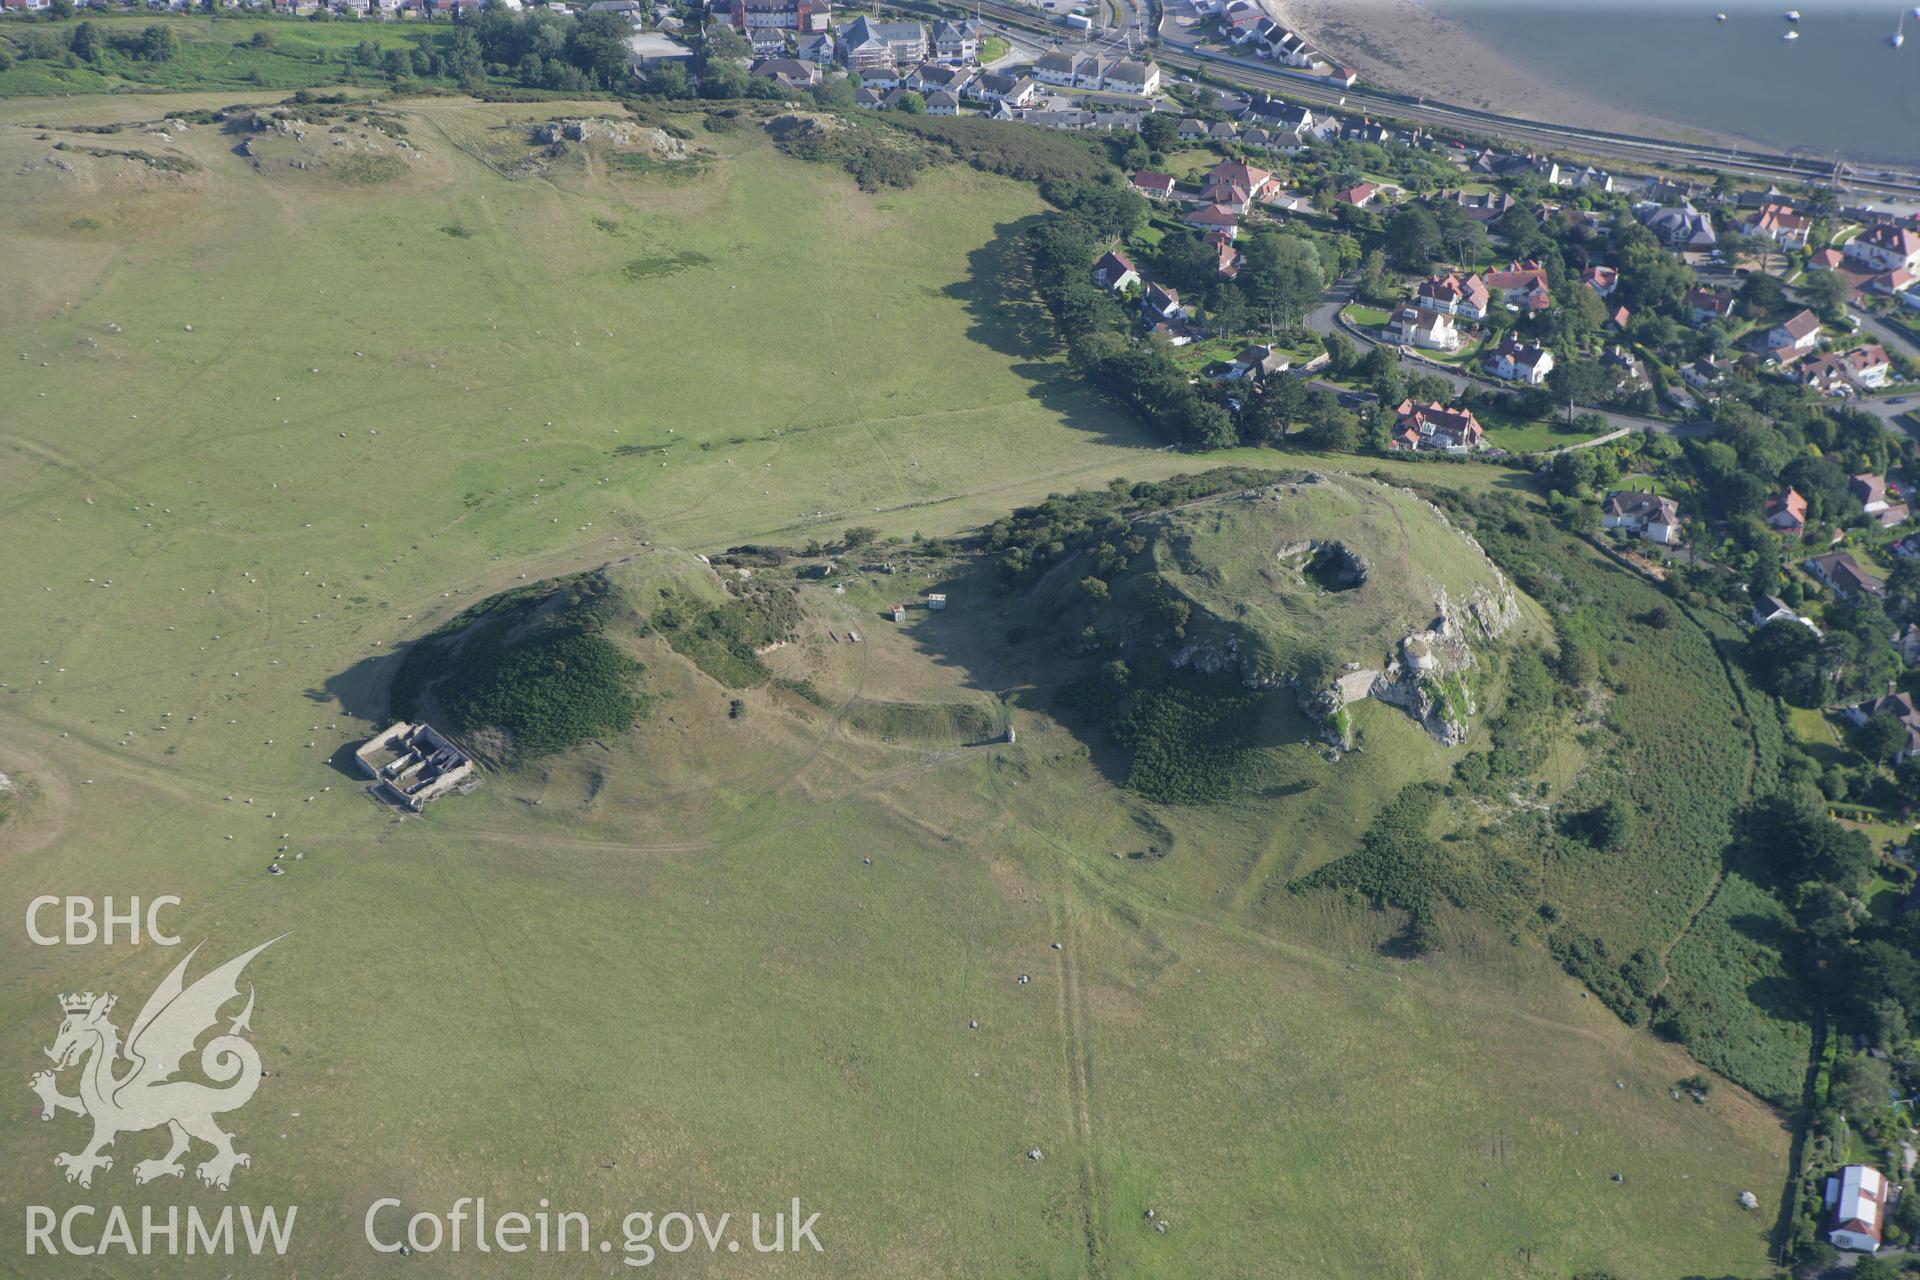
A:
<box><xmin>950</xmin><ymin>0</ymin><xmax>1920</xmax><ymax>201</ymax></box>
<box><xmin>1302</xmin><ymin>276</ymin><xmax>1713</xmax><ymax>441</ymax></box>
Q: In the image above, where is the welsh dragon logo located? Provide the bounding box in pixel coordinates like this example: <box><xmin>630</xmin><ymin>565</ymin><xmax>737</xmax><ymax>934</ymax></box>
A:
<box><xmin>30</xmin><ymin>937</ymin><xmax>283</xmax><ymax>1191</ymax></box>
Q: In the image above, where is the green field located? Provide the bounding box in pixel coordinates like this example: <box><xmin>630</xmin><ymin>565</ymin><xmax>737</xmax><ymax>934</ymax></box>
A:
<box><xmin>0</xmin><ymin>14</ymin><xmax>468</xmax><ymax>97</ymax></box>
<box><xmin>0</xmin><ymin>92</ymin><xmax>1793</xmax><ymax>1278</ymax></box>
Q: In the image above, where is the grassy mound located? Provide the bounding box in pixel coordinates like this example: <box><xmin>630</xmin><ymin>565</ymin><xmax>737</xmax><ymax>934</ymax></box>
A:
<box><xmin>389</xmin><ymin>572</ymin><xmax>648</xmax><ymax>764</ymax></box>
<box><xmin>1035</xmin><ymin>472</ymin><xmax>1519</xmax><ymax>801</ymax></box>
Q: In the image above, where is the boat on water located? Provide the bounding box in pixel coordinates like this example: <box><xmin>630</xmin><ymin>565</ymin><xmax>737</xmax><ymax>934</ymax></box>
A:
<box><xmin>1783</xmin><ymin>28</ymin><xmax>1799</xmax><ymax>39</ymax></box>
<box><xmin>1784</xmin><ymin>9</ymin><xmax>1800</xmax><ymax>19</ymax></box>
<box><xmin>1716</xmin><ymin>11</ymin><xmax>1728</xmax><ymax>20</ymax></box>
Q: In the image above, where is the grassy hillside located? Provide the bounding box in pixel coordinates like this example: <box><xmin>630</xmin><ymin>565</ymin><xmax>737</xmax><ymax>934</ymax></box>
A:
<box><xmin>0</xmin><ymin>91</ymin><xmax>1793</xmax><ymax>1279</ymax></box>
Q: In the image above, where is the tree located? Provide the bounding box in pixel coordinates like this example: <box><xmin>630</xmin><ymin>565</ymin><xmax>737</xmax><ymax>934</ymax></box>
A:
<box><xmin>1242</xmin><ymin>376</ymin><xmax>1303</xmax><ymax>445</ymax></box>
<box><xmin>1239</xmin><ymin>231</ymin><xmax>1325</xmax><ymax>332</ymax></box>
<box><xmin>1829</xmin><ymin>1050</ymin><xmax>1893</xmax><ymax>1116</ymax></box>
<box><xmin>1859</xmin><ymin>712</ymin><xmax>1911</xmax><ymax>765</ymax></box>
<box><xmin>48</xmin><ymin>0</ymin><xmax>74</xmax><ymax>17</ymax></box>
<box><xmin>68</xmin><ymin>20</ymin><xmax>99</xmax><ymax>61</ymax></box>
<box><xmin>1298</xmin><ymin>406</ymin><xmax>1359</xmax><ymax>454</ymax></box>
<box><xmin>644</xmin><ymin>61</ymin><xmax>690</xmax><ymax>98</ymax></box>
<box><xmin>1546</xmin><ymin>358</ymin><xmax>1603</xmax><ymax>424</ymax></box>
<box><xmin>1139</xmin><ymin>112</ymin><xmax>1178</xmax><ymax>153</ymax></box>
<box><xmin>1800</xmin><ymin>266</ymin><xmax>1851</xmax><ymax>319</ymax></box>
<box><xmin>139</xmin><ymin>24</ymin><xmax>177</xmax><ymax>62</ymax></box>
<box><xmin>894</xmin><ymin>90</ymin><xmax>925</xmax><ymax>114</ymax></box>
<box><xmin>1383</xmin><ymin>205</ymin><xmax>1441</xmax><ymax>272</ymax></box>
<box><xmin>1738</xmin><ymin>270</ymin><xmax>1787</xmax><ymax>318</ymax></box>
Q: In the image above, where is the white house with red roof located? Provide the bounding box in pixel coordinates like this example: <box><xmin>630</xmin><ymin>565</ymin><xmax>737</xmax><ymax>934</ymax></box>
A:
<box><xmin>1766</xmin><ymin>308</ymin><xmax>1823</xmax><ymax>353</ymax></box>
<box><xmin>1826</xmin><ymin>1165</ymin><xmax>1892</xmax><ymax>1253</ymax></box>
<box><xmin>1484</xmin><ymin>260</ymin><xmax>1551</xmax><ymax>312</ymax></box>
<box><xmin>1415</xmin><ymin>272</ymin><xmax>1490</xmax><ymax>321</ymax></box>
<box><xmin>1389</xmin><ymin>399</ymin><xmax>1484</xmax><ymax>453</ymax></box>
<box><xmin>1129</xmin><ymin>171</ymin><xmax>1177</xmax><ymax>199</ymax></box>
<box><xmin>1740</xmin><ymin>202</ymin><xmax>1812</xmax><ymax>249</ymax></box>
<box><xmin>1846</xmin><ymin>224</ymin><xmax>1920</xmax><ymax>275</ymax></box>
<box><xmin>1205</xmin><ymin>160</ymin><xmax>1275</xmax><ymax>203</ymax></box>
<box><xmin>1183</xmin><ymin>204</ymin><xmax>1241</xmax><ymax>239</ymax></box>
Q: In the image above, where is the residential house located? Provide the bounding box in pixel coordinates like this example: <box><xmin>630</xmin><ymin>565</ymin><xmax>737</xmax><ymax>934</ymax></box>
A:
<box><xmin>1205</xmin><ymin>159</ymin><xmax>1276</xmax><ymax>203</ymax></box>
<box><xmin>744</xmin><ymin>25</ymin><xmax>788</xmax><ymax>53</ymax></box>
<box><xmin>1091</xmin><ymin>250</ymin><xmax>1139</xmax><ymax>292</ymax></box>
<box><xmin>1177</xmin><ymin>117</ymin><xmax>1208</xmax><ymax>141</ymax></box>
<box><xmin>750</xmin><ymin>57</ymin><xmax>821</xmax><ymax>89</ymax></box>
<box><xmin>1484</xmin><ymin>260</ymin><xmax>1551</xmax><ymax>312</ymax></box>
<box><xmin>1183</xmin><ymin>204</ymin><xmax>1241</xmax><ymax>239</ymax></box>
<box><xmin>1032</xmin><ymin>48</ymin><xmax>1077</xmax><ymax>86</ymax></box>
<box><xmin>1685</xmin><ymin>287</ymin><xmax>1736</xmax><ymax>325</ymax></box>
<box><xmin>967</xmin><ymin>72</ymin><xmax>1037</xmax><ymax>106</ymax></box>
<box><xmin>1334</xmin><ymin>182</ymin><xmax>1380</xmax><ymax>208</ymax></box>
<box><xmin>1215</xmin><ymin>239</ymin><xmax>1242</xmax><ymax>280</ymax></box>
<box><xmin>1751</xmin><ymin>595</ymin><xmax>1817</xmax><ymax>632</ymax></box>
<box><xmin>1098</xmin><ymin>59</ymin><xmax>1161</xmax><ymax>96</ymax></box>
<box><xmin>1808</xmin><ymin>247</ymin><xmax>1846</xmax><ymax>271</ymax></box>
<box><xmin>1601</xmin><ymin>490</ymin><xmax>1681</xmax><ymax>545</ymax></box>
<box><xmin>1868</xmin><ymin>268</ymin><xmax>1917</xmax><ymax>298</ymax></box>
<box><xmin>1225</xmin><ymin>343</ymin><xmax>1289</xmax><ymax>382</ymax></box>
<box><xmin>1764</xmin><ymin>486</ymin><xmax>1808</xmax><ymax>534</ymax></box>
<box><xmin>1766</xmin><ymin>309</ymin><xmax>1823</xmax><ymax>353</ymax></box>
<box><xmin>923</xmin><ymin>89</ymin><xmax>960</xmax><ymax>116</ymax></box>
<box><xmin>1437</xmin><ymin>189</ymin><xmax>1514</xmax><ymax>223</ymax></box>
<box><xmin>1851</xmin><ymin>471</ymin><xmax>1908</xmax><ymax>526</ymax></box>
<box><xmin>1899</xmin><ymin>623</ymin><xmax>1920</xmax><ymax>666</ymax></box>
<box><xmin>930</xmin><ymin>18</ymin><xmax>978</xmax><ymax>63</ymax></box>
<box><xmin>1797</xmin><ymin>352</ymin><xmax>1863</xmax><ymax>397</ymax></box>
<box><xmin>1486</xmin><ymin>337</ymin><xmax>1555</xmax><ymax>384</ymax></box>
<box><xmin>1845</xmin><ymin>224</ymin><xmax>1920</xmax><ymax>275</ymax></box>
<box><xmin>1637</xmin><ymin>200</ymin><xmax>1718</xmax><ymax>252</ymax></box>
<box><xmin>1581</xmin><ymin>265</ymin><xmax>1619</xmax><ymax>297</ymax></box>
<box><xmin>1600</xmin><ymin>345</ymin><xmax>1648</xmax><ymax>392</ymax></box>
<box><xmin>1739</xmin><ymin>202</ymin><xmax>1812</xmax><ymax>249</ymax></box>
<box><xmin>1389</xmin><ymin>399</ymin><xmax>1484</xmax><ymax>453</ymax></box>
<box><xmin>1681</xmin><ymin>355</ymin><xmax>1730</xmax><ymax>402</ymax></box>
<box><xmin>1844</xmin><ymin>344</ymin><xmax>1892</xmax><ymax>389</ymax></box>
<box><xmin>1129</xmin><ymin>170</ymin><xmax>1177</xmax><ymax>199</ymax></box>
<box><xmin>1805</xmin><ymin>550</ymin><xmax>1885</xmax><ymax>598</ymax></box>
<box><xmin>1386</xmin><ymin>305</ymin><xmax>1460</xmax><ymax>352</ymax></box>
<box><xmin>1142</xmin><ymin>283</ymin><xmax>1185</xmax><ymax>325</ymax></box>
<box><xmin>1415</xmin><ymin>272</ymin><xmax>1490</xmax><ymax>321</ymax></box>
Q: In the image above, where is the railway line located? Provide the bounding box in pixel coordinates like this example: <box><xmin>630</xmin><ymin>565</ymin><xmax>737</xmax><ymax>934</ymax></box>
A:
<box><xmin>951</xmin><ymin>0</ymin><xmax>1920</xmax><ymax>201</ymax></box>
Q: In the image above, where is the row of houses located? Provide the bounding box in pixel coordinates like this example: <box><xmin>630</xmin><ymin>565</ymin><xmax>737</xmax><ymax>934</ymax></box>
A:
<box><xmin>1030</xmin><ymin>47</ymin><xmax>1163</xmax><ymax>97</ymax></box>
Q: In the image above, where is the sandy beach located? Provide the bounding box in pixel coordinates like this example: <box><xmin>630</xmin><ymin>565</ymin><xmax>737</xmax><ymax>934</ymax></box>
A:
<box><xmin>1266</xmin><ymin>0</ymin><xmax>1775</xmax><ymax>154</ymax></box>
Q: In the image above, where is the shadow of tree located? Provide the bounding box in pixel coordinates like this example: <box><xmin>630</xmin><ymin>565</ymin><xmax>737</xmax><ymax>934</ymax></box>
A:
<box><xmin>946</xmin><ymin>217</ymin><xmax>1155</xmax><ymax>451</ymax></box>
